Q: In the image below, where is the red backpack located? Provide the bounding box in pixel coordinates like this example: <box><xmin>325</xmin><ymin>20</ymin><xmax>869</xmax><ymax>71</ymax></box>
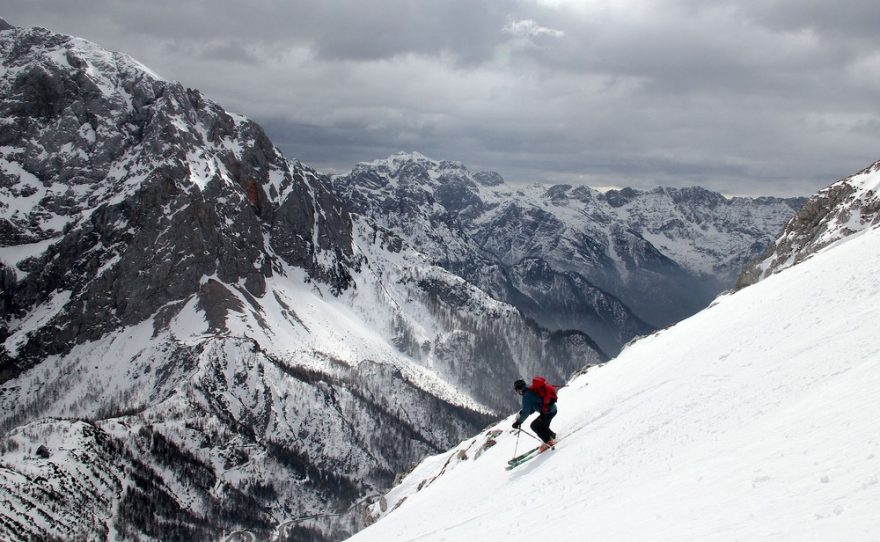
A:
<box><xmin>529</xmin><ymin>376</ymin><xmax>557</xmax><ymax>413</ymax></box>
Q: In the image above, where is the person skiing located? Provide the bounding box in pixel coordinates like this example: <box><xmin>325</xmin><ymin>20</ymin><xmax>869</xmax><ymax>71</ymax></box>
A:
<box><xmin>512</xmin><ymin>377</ymin><xmax>557</xmax><ymax>452</ymax></box>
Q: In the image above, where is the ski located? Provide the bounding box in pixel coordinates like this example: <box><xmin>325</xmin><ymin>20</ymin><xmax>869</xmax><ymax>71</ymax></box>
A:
<box><xmin>507</xmin><ymin>445</ymin><xmax>541</xmax><ymax>465</ymax></box>
<box><xmin>507</xmin><ymin>434</ymin><xmax>560</xmax><ymax>465</ymax></box>
<box><xmin>505</xmin><ymin>437</ymin><xmax>559</xmax><ymax>470</ymax></box>
<box><xmin>505</xmin><ymin>454</ymin><xmax>537</xmax><ymax>470</ymax></box>
<box><xmin>505</xmin><ymin>445</ymin><xmax>554</xmax><ymax>470</ymax></box>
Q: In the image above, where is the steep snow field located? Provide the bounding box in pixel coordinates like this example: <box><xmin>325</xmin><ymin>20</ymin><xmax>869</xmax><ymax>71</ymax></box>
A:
<box><xmin>349</xmin><ymin>225</ymin><xmax>880</xmax><ymax>541</ymax></box>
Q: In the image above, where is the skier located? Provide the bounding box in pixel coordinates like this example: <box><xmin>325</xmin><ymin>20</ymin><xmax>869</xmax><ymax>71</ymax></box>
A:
<box><xmin>512</xmin><ymin>377</ymin><xmax>557</xmax><ymax>452</ymax></box>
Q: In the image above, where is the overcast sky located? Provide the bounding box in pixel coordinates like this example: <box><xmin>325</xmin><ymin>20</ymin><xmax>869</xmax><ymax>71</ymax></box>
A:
<box><xmin>5</xmin><ymin>0</ymin><xmax>880</xmax><ymax>196</ymax></box>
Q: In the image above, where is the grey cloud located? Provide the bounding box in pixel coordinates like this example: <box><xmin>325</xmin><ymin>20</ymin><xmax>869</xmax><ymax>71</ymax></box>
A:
<box><xmin>3</xmin><ymin>0</ymin><xmax>880</xmax><ymax>198</ymax></box>
<box><xmin>5</xmin><ymin>0</ymin><xmax>516</xmax><ymax>64</ymax></box>
<box><xmin>723</xmin><ymin>0</ymin><xmax>880</xmax><ymax>40</ymax></box>
<box><xmin>196</xmin><ymin>42</ymin><xmax>261</xmax><ymax>64</ymax></box>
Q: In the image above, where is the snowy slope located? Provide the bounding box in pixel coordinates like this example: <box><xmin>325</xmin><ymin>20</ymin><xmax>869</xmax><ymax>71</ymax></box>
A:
<box><xmin>349</xmin><ymin>221</ymin><xmax>880</xmax><ymax>541</ymax></box>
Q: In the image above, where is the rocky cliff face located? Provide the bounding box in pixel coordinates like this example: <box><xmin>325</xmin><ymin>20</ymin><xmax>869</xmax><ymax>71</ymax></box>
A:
<box><xmin>737</xmin><ymin>160</ymin><xmax>880</xmax><ymax>288</ymax></box>
<box><xmin>0</xmin><ymin>22</ymin><xmax>603</xmax><ymax>541</ymax></box>
<box><xmin>0</xmin><ymin>22</ymin><xmax>358</xmax><ymax>380</ymax></box>
<box><xmin>334</xmin><ymin>153</ymin><xmax>804</xmax><ymax>354</ymax></box>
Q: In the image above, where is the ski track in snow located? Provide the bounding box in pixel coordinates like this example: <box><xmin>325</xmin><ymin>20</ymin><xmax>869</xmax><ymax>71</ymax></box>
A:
<box><xmin>349</xmin><ymin>226</ymin><xmax>880</xmax><ymax>542</ymax></box>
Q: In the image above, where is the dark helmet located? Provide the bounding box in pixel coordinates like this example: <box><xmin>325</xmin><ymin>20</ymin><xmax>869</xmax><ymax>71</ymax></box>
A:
<box><xmin>513</xmin><ymin>379</ymin><xmax>527</xmax><ymax>394</ymax></box>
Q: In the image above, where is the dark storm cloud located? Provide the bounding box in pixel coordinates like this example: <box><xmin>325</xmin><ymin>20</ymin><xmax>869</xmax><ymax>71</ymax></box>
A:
<box><xmin>3</xmin><ymin>0</ymin><xmax>880</xmax><ymax>196</ymax></box>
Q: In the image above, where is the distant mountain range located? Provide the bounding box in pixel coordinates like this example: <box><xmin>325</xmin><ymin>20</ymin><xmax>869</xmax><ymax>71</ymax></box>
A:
<box><xmin>0</xmin><ymin>18</ymin><xmax>805</xmax><ymax>542</ymax></box>
<box><xmin>334</xmin><ymin>152</ymin><xmax>804</xmax><ymax>355</ymax></box>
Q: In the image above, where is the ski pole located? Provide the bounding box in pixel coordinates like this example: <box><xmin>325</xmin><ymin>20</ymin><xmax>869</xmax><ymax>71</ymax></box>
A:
<box><xmin>512</xmin><ymin>429</ymin><xmax>520</xmax><ymax>460</ymax></box>
<box><xmin>519</xmin><ymin>428</ymin><xmax>544</xmax><ymax>444</ymax></box>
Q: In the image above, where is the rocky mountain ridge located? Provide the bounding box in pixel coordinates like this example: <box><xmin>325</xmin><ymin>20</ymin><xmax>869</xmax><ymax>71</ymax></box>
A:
<box><xmin>737</xmin><ymin>159</ymin><xmax>880</xmax><ymax>288</ymax></box>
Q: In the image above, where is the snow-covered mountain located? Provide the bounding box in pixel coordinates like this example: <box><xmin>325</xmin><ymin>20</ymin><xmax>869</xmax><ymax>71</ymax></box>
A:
<box><xmin>349</xmin><ymin>167</ymin><xmax>880</xmax><ymax>542</ymax></box>
<box><xmin>333</xmin><ymin>153</ymin><xmax>804</xmax><ymax>354</ymax></box>
<box><xmin>0</xmin><ymin>21</ymin><xmax>602</xmax><ymax>541</ymax></box>
<box><xmin>737</xmin><ymin>159</ymin><xmax>880</xmax><ymax>288</ymax></box>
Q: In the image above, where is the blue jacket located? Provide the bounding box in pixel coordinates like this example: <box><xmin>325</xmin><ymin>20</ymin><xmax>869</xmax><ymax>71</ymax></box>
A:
<box><xmin>515</xmin><ymin>389</ymin><xmax>557</xmax><ymax>425</ymax></box>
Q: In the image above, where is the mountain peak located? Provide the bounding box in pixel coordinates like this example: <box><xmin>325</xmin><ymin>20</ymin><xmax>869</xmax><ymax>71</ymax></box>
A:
<box><xmin>391</xmin><ymin>150</ymin><xmax>433</xmax><ymax>162</ymax></box>
<box><xmin>0</xmin><ymin>22</ymin><xmax>165</xmax><ymax>104</ymax></box>
<box><xmin>345</xmin><ymin>152</ymin><xmax>506</xmax><ymax>192</ymax></box>
<box><xmin>360</xmin><ymin>151</ymin><xmax>438</xmax><ymax>168</ymax></box>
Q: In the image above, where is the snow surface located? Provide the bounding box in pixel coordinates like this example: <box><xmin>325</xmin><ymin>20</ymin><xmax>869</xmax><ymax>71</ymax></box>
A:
<box><xmin>349</xmin><ymin>224</ymin><xmax>880</xmax><ymax>541</ymax></box>
<box><xmin>0</xmin><ymin>237</ymin><xmax>58</xmax><ymax>280</ymax></box>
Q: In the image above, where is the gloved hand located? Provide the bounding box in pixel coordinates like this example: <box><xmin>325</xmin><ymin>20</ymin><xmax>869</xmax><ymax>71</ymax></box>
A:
<box><xmin>512</xmin><ymin>420</ymin><xmax>521</xmax><ymax>430</ymax></box>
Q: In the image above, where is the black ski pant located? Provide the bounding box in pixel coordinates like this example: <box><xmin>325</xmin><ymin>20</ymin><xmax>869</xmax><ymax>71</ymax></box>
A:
<box><xmin>530</xmin><ymin>411</ymin><xmax>557</xmax><ymax>443</ymax></box>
